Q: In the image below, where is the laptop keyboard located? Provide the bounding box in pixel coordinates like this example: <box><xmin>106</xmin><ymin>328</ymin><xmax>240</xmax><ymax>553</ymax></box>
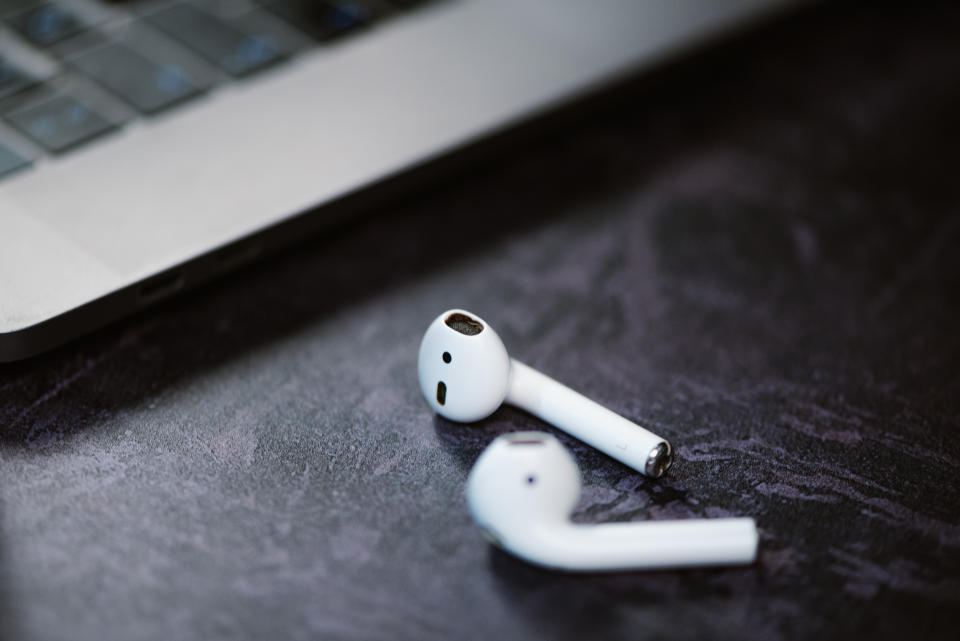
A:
<box><xmin>8</xmin><ymin>2</ymin><xmax>86</xmax><ymax>47</ymax></box>
<box><xmin>0</xmin><ymin>0</ymin><xmax>433</xmax><ymax>181</ymax></box>
<box><xmin>144</xmin><ymin>3</ymin><xmax>288</xmax><ymax>77</ymax></box>
<box><xmin>5</xmin><ymin>91</ymin><xmax>118</xmax><ymax>152</ymax></box>
<box><xmin>69</xmin><ymin>40</ymin><xmax>207</xmax><ymax>113</ymax></box>
<box><xmin>0</xmin><ymin>140</ymin><xmax>29</xmax><ymax>176</ymax></box>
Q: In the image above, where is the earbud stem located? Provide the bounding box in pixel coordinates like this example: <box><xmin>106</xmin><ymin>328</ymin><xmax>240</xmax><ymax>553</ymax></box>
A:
<box><xmin>521</xmin><ymin>517</ymin><xmax>758</xmax><ymax>571</ymax></box>
<box><xmin>505</xmin><ymin>359</ymin><xmax>671</xmax><ymax>476</ymax></box>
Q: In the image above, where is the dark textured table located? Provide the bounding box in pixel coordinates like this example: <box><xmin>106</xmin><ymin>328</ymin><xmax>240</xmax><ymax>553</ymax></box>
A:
<box><xmin>2</xmin><ymin>4</ymin><xmax>959</xmax><ymax>640</ymax></box>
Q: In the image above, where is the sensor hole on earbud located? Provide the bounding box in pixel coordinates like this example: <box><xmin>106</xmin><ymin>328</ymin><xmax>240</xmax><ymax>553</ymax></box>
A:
<box><xmin>526</xmin><ymin>475</ymin><xmax>536</xmax><ymax>485</ymax></box>
<box><xmin>442</xmin><ymin>351</ymin><xmax>451</xmax><ymax>363</ymax></box>
<box><xmin>436</xmin><ymin>381</ymin><xmax>447</xmax><ymax>405</ymax></box>
<box><xmin>445</xmin><ymin>313</ymin><xmax>483</xmax><ymax>336</ymax></box>
<box><xmin>505</xmin><ymin>434</ymin><xmax>545</xmax><ymax>446</ymax></box>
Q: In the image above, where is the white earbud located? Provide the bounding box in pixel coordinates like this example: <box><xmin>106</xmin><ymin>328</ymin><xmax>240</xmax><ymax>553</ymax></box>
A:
<box><xmin>417</xmin><ymin>309</ymin><xmax>673</xmax><ymax>477</ymax></box>
<box><xmin>467</xmin><ymin>432</ymin><xmax>758</xmax><ymax>571</ymax></box>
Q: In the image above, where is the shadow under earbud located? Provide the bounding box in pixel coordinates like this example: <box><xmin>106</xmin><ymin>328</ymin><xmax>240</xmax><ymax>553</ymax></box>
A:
<box><xmin>486</xmin><ymin>544</ymin><xmax>664</xmax><ymax>638</ymax></box>
<box><xmin>486</xmin><ymin>537</ymin><xmax>766</xmax><ymax>639</ymax></box>
<box><xmin>431</xmin><ymin>406</ymin><xmax>541</xmax><ymax>473</ymax></box>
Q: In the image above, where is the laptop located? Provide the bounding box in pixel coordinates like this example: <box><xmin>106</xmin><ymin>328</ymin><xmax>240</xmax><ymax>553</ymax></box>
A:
<box><xmin>0</xmin><ymin>0</ymin><xmax>797</xmax><ymax>361</ymax></box>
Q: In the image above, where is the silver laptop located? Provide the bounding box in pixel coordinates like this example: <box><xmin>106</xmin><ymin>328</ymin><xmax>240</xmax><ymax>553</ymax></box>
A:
<box><xmin>0</xmin><ymin>0</ymin><xmax>795</xmax><ymax>361</ymax></box>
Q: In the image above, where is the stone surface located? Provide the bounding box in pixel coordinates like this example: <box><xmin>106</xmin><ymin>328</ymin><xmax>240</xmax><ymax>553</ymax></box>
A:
<box><xmin>1</xmin><ymin>4</ymin><xmax>959</xmax><ymax>640</ymax></box>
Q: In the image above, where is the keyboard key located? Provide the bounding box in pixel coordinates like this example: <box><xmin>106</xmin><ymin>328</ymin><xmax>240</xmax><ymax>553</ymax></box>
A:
<box><xmin>0</xmin><ymin>143</ymin><xmax>30</xmax><ymax>179</ymax></box>
<box><xmin>0</xmin><ymin>57</ymin><xmax>35</xmax><ymax>99</ymax></box>
<box><xmin>146</xmin><ymin>3</ymin><xmax>285</xmax><ymax>77</ymax></box>
<box><xmin>71</xmin><ymin>42</ymin><xmax>204</xmax><ymax>115</ymax></box>
<box><xmin>7</xmin><ymin>2</ymin><xmax>85</xmax><ymax>47</ymax></box>
<box><xmin>264</xmin><ymin>0</ymin><xmax>376</xmax><ymax>42</ymax></box>
<box><xmin>5</xmin><ymin>95</ymin><xmax>117</xmax><ymax>153</ymax></box>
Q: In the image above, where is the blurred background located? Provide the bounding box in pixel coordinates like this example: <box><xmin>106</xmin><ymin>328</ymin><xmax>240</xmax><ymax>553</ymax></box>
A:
<box><xmin>1</xmin><ymin>1</ymin><xmax>959</xmax><ymax>640</ymax></box>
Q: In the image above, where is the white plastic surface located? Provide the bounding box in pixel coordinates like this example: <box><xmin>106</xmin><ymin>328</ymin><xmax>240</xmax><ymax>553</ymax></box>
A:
<box><xmin>417</xmin><ymin>309</ymin><xmax>670</xmax><ymax>475</ymax></box>
<box><xmin>506</xmin><ymin>359</ymin><xmax>669</xmax><ymax>474</ymax></box>
<box><xmin>417</xmin><ymin>309</ymin><xmax>511</xmax><ymax>423</ymax></box>
<box><xmin>466</xmin><ymin>432</ymin><xmax>758</xmax><ymax>571</ymax></box>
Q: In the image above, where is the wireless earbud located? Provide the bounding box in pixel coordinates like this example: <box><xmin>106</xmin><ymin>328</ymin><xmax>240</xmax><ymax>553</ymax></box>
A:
<box><xmin>467</xmin><ymin>432</ymin><xmax>758</xmax><ymax>571</ymax></box>
<box><xmin>417</xmin><ymin>309</ymin><xmax>673</xmax><ymax>477</ymax></box>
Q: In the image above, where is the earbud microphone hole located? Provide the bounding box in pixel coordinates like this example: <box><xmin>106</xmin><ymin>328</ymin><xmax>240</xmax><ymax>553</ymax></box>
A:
<box><xmin>442</xmin><ymin>351</ymin><xmax>452</xmax><ymax>363</ymax></box>
<box><xmin>437</xmin><ymin>381</ymin><xmax>447</xmax><ymax>405</ymax></box>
